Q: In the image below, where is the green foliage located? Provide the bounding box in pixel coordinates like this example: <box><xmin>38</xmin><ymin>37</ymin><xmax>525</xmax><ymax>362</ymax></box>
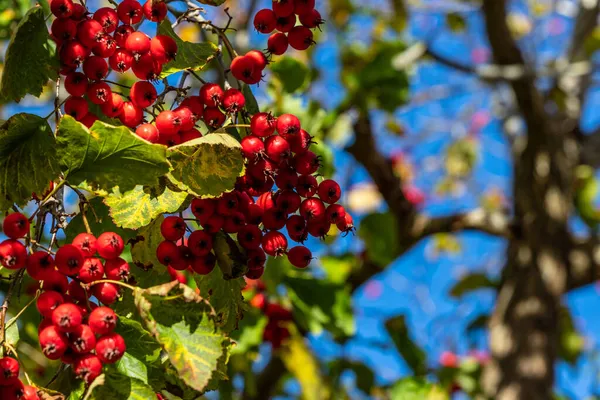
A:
<box><xmin>88</xmin><ymin>367</ymin><xmax>156</xmax><ymax>400</ymax></box>
<box><xmin>57</xmin><ymin>117</ymin><xmax>170</xmax><ymax>193</ymax></box>
<box><xmin>281</xmin><ymin>333</ymin><xmax>327</xmax><ymax>400</ymax></box>
<box><xmin>65</xmin><ymin>197</ymin><xmax>136</xmax><ymax>243</ymax></box>
<box><xmin>320</xmin><ymin>253</ymin><xmax>357</xmax><ymax>284</ymax></box>
<box><xmin>194</xmin><ymin>264</ymin><xmax>247</xmax><ymax>333</ymax></box>
<box><xmin>0</xmin><ymin>113</ymin><xmax>59</xmax><ymax>210</ymax></box>
<box><xmin>270</xmin><ymin>57</ymin><xmax>310</xmax><ymax>93</ymax></box>
<box><xmin>167</xmin><ymin>134</ymin><xmax>244</xmax><ymax>197</ymax></box>
<box><xmin>0</xmin><ymin>0</ymin><xmax>31</xmax><ymax>40</ymax></box>
<box><xmin>449</xmin><ymin>273</ymin><xmax>498</xmax><ymax>298</ymax></box>
<box><xmin>446</xmin><ymin>13</ymin><xmax>467</xmax><ymax>32</ymax></box>
<box><xmin>134</xmin><ymin>281</ymin><xmax>231</xmax><ymax>392</ymax></box>
<box><xmin>230</xmin><ymin>311</ymin><xmax>268</xmax><ymax>354</ymax></box>
<box><xmin>104</xmin><ymin>183</ymin><xmax>189</xmax><ymax>230</ymax></box>
<box><xmin>242</xmin><ymin>84</ymin><xmax>260</xmax><ymax>115</ymax></box>
<box><xmin>389</xmin><ymin>377</ymin><xmax>448</xmax><ymax>400</ymax></box>
<box><xmin>385</xmin><ymin>315</ymin><xmax>427</xmax><ymax>376</ymax></box>
<box><xmin>358</xmin><ymin>211</ymin><xmax>400</xmax><ymax>267</ymax></box>
<box><xmin>0</xmin><ymin>6</ymin><xmax>58</xmax><ymax>103</ymax></box>
<box><xmin>158</xmin><ymin>20</ymin><xmax>218</xmax><ymax>78</ymax></box>
<box><xmin>329</xmin><ymin>359</ymin><xmax>375</xmax><ymax>395</ymax></box>
<box><xmin>129</xmin><ymin>215</ymin><xmax>171</xmax><ymax>279</ymax></box>
<box><xmin>285</xmin><ymin>275</ymin><xmax>355</xmax><ymax>339</ymax></box>
<box><xmin>558</xmin><ymin>306</ymin><xmax>585</xmax><ymax>365</ymax></box>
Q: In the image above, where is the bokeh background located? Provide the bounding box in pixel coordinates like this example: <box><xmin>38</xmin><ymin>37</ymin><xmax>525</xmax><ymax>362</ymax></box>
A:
<box><xmin>2</xmin><ymin>0</ymin><xmax>600</xmax><ymax>398</ymax></box>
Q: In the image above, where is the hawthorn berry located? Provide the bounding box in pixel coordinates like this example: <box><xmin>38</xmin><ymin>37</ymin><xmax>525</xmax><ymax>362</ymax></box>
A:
<box><xmin>336</xmin><ymin>213</ymin><xmax>355</xmax><ymax>234</ymax></box>
<box><xmin>77</xmin><ymin>19</ymin><xmax>104</xmax><ymax>48</ymax></box>
<box><xmin>130</xmin><ymin>81</ymin><xmax>158</xmax><ymax>108</ymax></box>
<box><xmin>52</xmin><ymin>303</ymin><xmax>84</xmax><ymax>332</ymax></box>
<box><xmin>300</xmin><ymin>198</ymin><xmax>326</xmax><ymax>221</ymax></box>
<box><xmin>143</xmin><ymin>0</ymin><xmax>168</xmax><ymax>21</ymax></box>
<box><xmin>156</xmin><ymin>110</ymin><xmax>181</xmax><ymax>136</ymax></box>
<box><xmin>41</xmin><ymin>271</ymin><xmax>69</xmax><ymax>293</ymax></box>
<box><xmin>261</xmin><ymin>231</ymin><xmax>288</xmax><ymax>257</ymax></box>
<box><xmin>64</xmin><ymin>72</ymin><xmax>88</xmax><ymax>97</ymax></box>
<box><xmin>230</xmin><ymin>55</ymin><xmax>257</xmax><ymax>82</ymax></box>
<box><xmin>187</xmin><ymin>230</ymin><xmax>213</xmax><ymax>256</ymax></box>
<box><xmin>93</xmin><ymin>7</ymin><xmax>119</xmax><ymax>33</ymax></box>
<box><xmin>0</xmin><ymin>239</ymin><xmax>27</xmax><ymax>269</ymax></box>
<box><xmin>113</xmin><ymin>24</ymin><xmax>135</xmax><ymax>47</ymax></box>
<box><xmin>199</xmin><ymin>83</ymin><xmax>224</xmax><ymax>107</ymax></box>
<box><xmin>51</xmin><ymin>17</ymin><xmax>77</xmax><ymax>42</ymax></box>
<box><xmin>203</xmin><ymin>107</ymin><xmax>226</xmax><ymax>128</ymax></box>
<box><xmin>72</xmin><ymin>233</ymin><xmax>98</xmax><ymax>257</ymax></box>
<box><xmin>92</xmin><ymin>282</ymin><xmax>120</xmax><ymax>305</ymax></box>
<box><xmin>275</xmin><ymin>15</ymin><xmax>295</xmax><ymax>33</ymax></box>
<box><xmin>50</xmin><ymin>0</ymin><xmax>73</xmax><ymax>18</ymax></box>
<box><xmin>88</xmin><ymin>306</ymin><xmax>118</xmax><ymax>335</ymax></box>
<box><xmin>55</xmin><ymin>244</ymin><xmax>85</xmax><ymax>275</ymax></box>
<box><xmin>150</xmin><ymin>35</ymin><xmax>178</xmax><ymax>64</ymax></box>
<box><xmin>294</xmin><ymin>150</ymin><xmax>321</xmax><ymax>175</ymax></box>
<box><xmin>119</xmin><ymin>102</ymin><xmax>144</xmax><ymax>128</ymax></box>
<box><xmin>87</xmin><ymin>82</ymin><xmax>112</xmax><ymax>105</ymax></box>
<box><xmin>289</xmin><ymin>129</ymin><xmax>314</xmax><ymax>154</ymax></box>
<box><xmin>267</xmin><ymin>32</ymin><xmax>289</xmax><ymax>55</ymax></box>
<box><xmin>161</xmin><ymin>216</ymin><xmax>187</xmax><ymax>241</ymax></box>
<box><xmin>96</xmin><ymin>232</ymin><xmax>124</xmax><ymax>259</ymax></box>
<box><xmin>265</xmin><ymin>135</ymin><xmax>291</xmax><ymax>163</ymax></box>
<box><xmin>109</xmin><ymin>48</ymin><xmax>134</xmax><ymax>72</ymax></box>
<box><xmin>0</xmin><ymin>357</ymin><xmax>19</xmax><ymax>386</ymax></box>
<box><xmin>318</xmin><ymin>179</ymin><xmax>341</xmax><ymax>204</ymax></box>
<box><xmin>180</xmin><ymin>128</ymin><xmax>202</xmax><ymax>142</ymax></box>
<box><xmin>299</xmin><ymin>8</ymin><xmax>324</xmax><ymax>29</ymax></box>
<box><xmin>191</xmin><ymin>253</ymin><xmax>217</xmax><ymax>275</ymax></box>
<box><xmin>272</xmin><ymin>0</ymin><xmax>294</xmax><ymax>17</ymax></box>
<box><xmin>100</xmin><ymin>92</ymin><xmax>125</xmax><ymax>118</ymax></box>
<box><xmin>247</xmin><ymin>248</ymin><xmax>267</xmax><ymax>269</ymax></box>
<box><xmin>223</xmin><ymin>88</ymin><xmax>246</xmax><ymax>113</ymax></box>
<box><xmin>117</xmin><ymin>0</ymin><xmax>144</xmax><ymax>24</ymax></box>
<box><xmin>68</xmin><ymin>324</ymin><xmax>97</xmax><ymax>354</ymax></box>
<box><xmin>74</xmin><ymin>354</ymin><xmax>103</xmax><ymax>383</ymax></box>
<box><xmin>296</xmin><ymin>174</ymin><xmax>318</xmax><ymax>197</ymax></box>
<box><xmin>237</xmin><ymin>225</ymin><xmax>263</xmax><ymax>250</ymax></box>
<box><xmin>64</xmin><ymin>96</ymin><xmax>89</xmax><ymax>120</ymax></box>
<box><xmin>175</xmin><ymin>106</ymin><xmax>195</xmax><ymax>130</ymax></box>
<box><xmin>251</xmin><ymin>112</ymin><xmax>277</xmax><ymax>137</ymax></box>
<box><xmin>126</xmin><ymin>31</ymin><xmax>151</xmax><ymax>55</ymax></box>
<box><xmin>254</xmin><ymin>9</ymin><xmax>277</xmax><ymax>33</ymax></box>
<box><xmin>276</xmin><ymin>114</ymin><xmax>301</xmax><ymax>138</ymax></box>
<box><xmin>26</xmin><ymin>251</ymin><xmax>55</xmax><ymax>280</ymax></box>
<box><xmin>135</xmin><ymin>123</ymin><xmax>160</xmax><ymax>143</ymax></box>
<box><xmin>288</xmin><ymin>26</ymin><xmax>314</xmax><ymax>51</ymax></box>
<box><xmin>294</xmin><ymin>0</ymin><xmax>316</xmax><ymax>15</ymax></box>
<box><xmin>3</xmin><ymin>212</ymin><xmax>29</xmax><ymax>239</ymax></box>
<box><xmin>78</xmin><ymin>257</ymin><xmax>104</xmax><ymax>283</ymax></box>
<box><xmin>39</xmin><ymin>325</ymin><xmax>69</xmax><ymax>360</ymax></box>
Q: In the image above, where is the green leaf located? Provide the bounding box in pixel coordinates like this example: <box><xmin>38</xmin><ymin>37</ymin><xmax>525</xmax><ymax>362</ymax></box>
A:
<box><xmin>446</xmin><ymin>12</ymin><xmax>467</xmax><ymax>32</ymax></box>
<box><xmin>385</xmin><ymin>315</ymin><xmax>427</xmax><ymax>376</ymax></box>
<box><xmin>466</xmin><ymin>313</ymin><xmax>489</xmax><ymax>333</ymax></box>
<box><xmin>281</xmin><ymin>333</ymin><xmax>327</xmax><ymax>400</ymax></box>
<box><xmin>329</xmin><ymin>359</ymin><xmax>375</xmax><ymax>395</ymax></box>
<box><xmin>558</xmin><ymin>306</ymin><xmax>585</xmax><ymax>365</ymax></box>
<box><xmin>129</xmin><ymin>215</ymin><xmax>172</xmax><ymax>282</ymax></box>
<box><xmin>242</xmin><ymin>84</ymin><xmax>260</xmax><ymax>115</ymax></box>
<box><xmin>284</xmin><ymin>275</ymin><xmax>355</xmax><ymax>339</ymax></box>
<box><xmin>104</xmin><ymin>183</ymin><xmax>189</xmax><ymax>230</ymax></box>
<box><xmin>118</xmin><ymin>317</ymin><xmax>162</xmax><ymax>365</ymax></box>
<box><xmin>320</xmin><ymin>253</ymin><xmax>356</xmax><ymax>284</ymax></box>
<box><xmin>449</xmin><ymin>273</ymin><xmax>497</xmax><ymax>298</ymax></box>
<box><xmin>157</xmin><ymin>20</ymin><xmax>218</xmax><ymax>78</ymax></box>
<box><xmin>88</xmin><ymin>367</ymin><xmax>156</xmax><ymax>400</ymax></box>
<box><xmin>194</xmin><ymin>265</ymin><xmax>247</xmax><ymax>333</ymax></box>
<box><xmin>358</xmin><ymin>212</ymin><xmax>400</xmax><ymax>267</ymax></box>
<box><xmin>0</xmin><ymin>6</ymin><xmax>58</xmax><ymax>103</ymax></box>
<box><xmin>134</xmin><ymin>281</ymin><xmax>230</xmax><ymax>392</ymax></box>
<box><xmin>389</xmin><ymin>378</ymin><xmax>448</xmax><ymax>400</ymax></box>
<box><xmin>0</xmin><ymin>113</ymin><xmax>59</xmax><ymax>210</ymax></box>
<box><xmin>213</xmin><ymin>232</ymin><xmax>247</xmax><ymax>279</ymax></box>
<box><xmin>230</xmin><ymin>312</ymin><xmax>268</xmax><ymax>354</ymax></box>
<box><xmin>167</xmin><ymin>134</ymin><xmax>244</xmax><ymax>198</ymax></box>
<box><xmin>65</xmin><ymin>197</ymin><xmax>136</xmax><ymax>243</ymax></box>
<box><xmin>56</xmin><ymin>116</ymin><xmax>170</xmax><ymax>193</ymax></box>
<box><xmin>270</xmin><ymin>57</ymin><xmax>309</xmax><ymax>93</ymax></box>
<box><xmin>195</xmin><ymin>0</ymin><xmax>226</xmax><ymax>5</ymax></box>
<box><xmin>5</xmin><ymin>319</ymin><xmax>19</xmax><ymax>349</ymax></box>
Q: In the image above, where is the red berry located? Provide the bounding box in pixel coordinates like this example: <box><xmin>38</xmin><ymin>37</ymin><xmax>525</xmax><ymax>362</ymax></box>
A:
<box><xmin>68</xmin><ymin>280</ymin><xmax>88</xmax><ymax>302</ymax></box>
<box><xmin>275</xmin><ymin>190</ymin><xmax>301</xmax><ymax>213</ymax></box>
<box><xmin>150</xmin><ymin>35</ymin><xmax>177</xmax><ymax>64</ymax></box>
<box><xmin>222</xmin><ymin>88</ymin><xmax>245</xmax><ymax>113</ymax></box>
<box><xmin>51</xmin><ymin>0</ymin><xmax>74</xmax><ymax>17</ymax></box>
<box><xmin>299</xmin><ymin>8</ymin><xmax>324</xmax><ymax>29</ymax></box>
<box><xmin>68</xmin><ymin>324</ymin><xmax>97</xmax><ymax>354</ymax></box>
<box><xmin>100</xmin><ymin>92</ymin><xmax>125</xmax><ymax>118</ymax></box>
<box><xmin>135</xmin><ymin>124</ymin><xmax>160</xmax><ymax>143</ymax></box>
<box><xmin>87</xmin><ymin>81</ymin><xmax>112</xmax><ymax>105</ymax></box>
<box><xmin>267</xmin><ymin>32</ymin><xmax>288</xmax><ymax>55</ymax></box>
<box><xmin>272</xmin><ymin>0</ymin><xmax>294</xmax><ymax>17</ymax></box>
<box><xmin>93</xmin><ymin>7</ymin><xmax>119</xmax><ymax>33</ymax></box>
<box><xmin>114</xmin><ymin>25</ymin><xmax>135</xmax><ymax>47</ymax></box>
<box><xmin>237</xmin><ymin>225</ymin><xmax>262</xmax><ymax>250</ymax></box>
<box><xmin>41</xmin><ymin>270</ymin><xmax>69</xmax><ymax>293</ymax></box>
<box><xmin>143</xmin><ymin>0</ymin><xmax>167</xmax><ymax>21</ymax></box>
<box><xmin>275</xmin><ymin>167</ymin><xmax>298</xmax><ymax>190</ymax></box>
<box><xmin>317</xmin><ymin>179</ymin><xmax>341</xmax><ymax>203</ymax></box>
<box><xmin>60</xmin><ymin>40</ymin><xmax>89</xmax><ymax>68</ymax></box>
<box><xmin>246</xmin><ymin>265</ymin><xmax>265</xmax><ymax>279</ymax></box>
<box><xmin>74</xmin><ymin>354</ymin><xmax>103</xmax><ymax>383</ymax></box>
<box><xmin>0</xmin><ymin>239</ymin><xmax>26</xmax><ymax>270</ymax></box>
<box><xmin>64</xmin><ymin>72</ymin><xmax>88</xmax><ymax>97</ymax></box>
<box><xmin>247</xmin><ymin>248</ymin><xmax>267</xmax><ymax>269</ymax></box>
<box><xmin>78</xmin><ymin>257</ymin><xmax>104</xmax><ymax>283</ymax></box>
<box><xmin>199</xmin><ymin>83</ymin><xmax>224</xmax><ymax>107</ymax></box>
<box><xmin>64</xmin><ymin>96</ymin><xmax>88</xmax><ymax>121</ymax></box>
<box><xmin>293</xmin><ymin>150</ymin><xmax>320</xmax><ymax>174</ymax></box>
<box><xmin>191</xmin><ymin>198</ymin><xmax>216</xmax><ymax>221</ymax></box>
<box><xmin>180</xmin><ymin>96</ymin><xmax>204</xmax><ymax>120</ymax></box>
<box><xmin>92</xmin><ymin>282</ymin><xmax>120</xmax><ymax>305</ymax></box>
<box><xmin>300</xmin><ymin>197</ymin><xmax>326</xmax><ymax>221</ymax></box>
<box><xmin>96</xmin><ymin>232</ymin><xmax>124</xmax><ymax>259</ymax></box>
<box><xmin>55</xmin><ymin>244</ymin><xmax>85</xmax><ymax>275</ymax></box>
<box><xmin>180</xmin><ymin>128</ymin><xmax>202</xmax><ymax>143</ymax></box>
<box><xmin>187</xmin><ymin>230</ymin><xmax>213</xmax><ymax>257</ymax></box>
<box><xmin>286</xmin><ymin>214</ymin><xmax>307</xmax><ymax>240</ymax></box>
<box><xmin>203</xmin><ymin>107</ymin><xmax>226</xmax><ymax>128</ymax></box>
<box><xmin>307</xmin><ymin>217</ymin><xmax>329</xmax><ymax>238</ymax></box>
<box><xmin>81</xmin><ymin>113</ymin><xmax>99</xmax><ymax>128</ymax></box>
<box><xmin>0</xmin><ymin>357</ymin><xmax>19</xmax><ymax>386</ymax></box>
<box><xmin>125</xmin><ymin>31</ymin><xmax>151</xmax><ymax>54</ymax></box>
<box><xmin>202</xmin><ymin>214</ymin><xmax>224</xmax><ymax>234</ymax></box>
<box><xmin>222</xmin><ymin>212</ymin><xmax>246</xmax><ymax>233</ymax></box>
<box><xmin>39</xmin><ymin>325</ymin><xmax>69</xmax><ymax>360</ymax></box>
<box><xmin>296</xmin><ymin>174</ymin><xmax>318</xmax><ymax>197</ymax></box>
<box><xmin>287</xmin><ymin>246</ymin><xmax>312</xmax><ymax>268</ymax></box>
<box><xmin>70</xmin><ymin>3</ymin><xmax>87</xmax><ymax>19</ymax></box>
<box><xmin>27</xmin><ymin>251</ymin><xmax>55</xmax><ymax>280</ymax></box>
<box><xmin>254</xmin><ymin>8</ymin><xmax>277</xmax><ymax>33</ymax></box>
<box><xmin>175</xmin><ymin>106</ymin><xmax>195</xmax><ymax>131</ymax></box>
<box><xmin>21</xmin><ymin>385</ymin><xmax>39</xmax><ymax>400</ymax></box>
<box><xmin>132</xmin><ymin>52</ymin><xmax>163</xmax><ymax>80</ymax></box>
<box><xmin>262</xmin><ymin>208</ymin><xmax>287</xmax><ymax>230</ymax></box>
<box><xmin>289</xmin><ymin>129</ymin><xmax>313</xmax><ymax>153</ymax></box>
<box><xmin>156</xmin><ymin>110</ymin><xmax>182</xmax><ymax>136</ymax></box>
<box><xmin>130</xmin><ymin>81</ymin><xmax>157</xmax><ymax>108</ymax></box>
<box><xmin>190</xmin><ymin>253</ymin><xmax>216</xmax><ymax>275</ymax></box>
<box><xmin>119</xmin><ymin>102</ymin><xmax>144</xmax><ymax>128</ymax></box>
<box><xmin>51</xmin><ymin>17</ymin><xmax>77</xmax><ymax>42</ymax></box>
<box><xmin>117</xmin><ymin>0</ymin><xmax>144</xmax><ymax>24</ymax></box>
<box><xmin>3</xmin><ymin>212</ymin><xmax>29</xmax><ymax>239</ymax></box>
<box><xmin>294</xmin><ymin>0</ymin><xmax>315</xmax><ymax>15</ymax></box>
<box><xmin>230</xmin><ymin>55</ymin><xmax>257</xmax><ymax>82</ymax></box>
<box><xmin>88</xmin><ymin>306</ymin><xmax>118</xmax><ymax>335</ymax></box>
<box><xmin>108</xmin><ymin>48</ymin><xmax>134</xmax><ymax>73</ymax></box>
<box><xmin>275</xmin><ymin>15</ymin><xmax>295</xmax><ymax>33</ymax></box>
<box><xmin>265</xmin><ymin>135</ymin><xmax>291</xmax><ymax>163</ymax></box>
<box><xmin>251</xmin><ymin>112</ymin><xmax>277</xmax><ymax>137</ymax></box>
<box><xmin>336</xmin><ymin>213</ymin><xmax>354</xmax><ymax>234</ymax></box>
<box><xmin>246</xmin><ymin>50</ymin><xmax>268</xmax><ymax>70</ymax></box>
<box><xmin>77</xmin><ymin>19</ymin><xmax>104</xmax><ymax>48</ymax></box>
<box><xmin>36</xmin><ymin>291</ymin><xmax>64</xmax><ymax>318</ymax></box>
<box><xmin>52</xmin><ymin>303</ymin><xmax>83</xmax><ymax>332</ymax></box>
<box><xmin>240</xmin><ymin>136</ymin><xmax>264</xmax><ymax>160</ymax></box>
<box><xmin>160</xmin><ymin>216</ymin><xmax>186</xmax><ymax>241</ymax></box>
<box><xmin>276</xmin><ymin>114</ymin><xmax>301</xmax><ymax>138</ymax></box>
<box><xmin>288</xmin><ymin>26</ymin><xmax>314</xmax><ymax>51</ymax></box>
<box><xmin>261</xmin><ymin>231</ymin><xmax>288</xmax><ymax>256</ymax></box>
<box><xmin>156</xmin><ymin>241</ymin><xmax>179</xmax><ymax>266</ymax></box>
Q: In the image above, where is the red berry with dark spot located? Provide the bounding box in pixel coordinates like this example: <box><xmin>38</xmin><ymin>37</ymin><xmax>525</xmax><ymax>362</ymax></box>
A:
<box><xmin>294</xmin><ymin>0</ymin><xmax>315</xmax><ymax>15</ymax></box>
<box><xmin>157</xmin><ymin>240</ymin><xmax>179</xmax><ymax>266</ymax></box>
<box><xmin>119</xmin><ymin>102</ymin><xmax>144</xmax><ymax>128</ymax></box>
<box><xmin>275</xmin><ymin>167</ymin><xmax>298</xmax><ymax>190</ymax></box>
<box><xmin>199</xmin><ymin>83</ymin><xmax>224</xmax><ymax>107</ymax></box>
<box><xmin>88</xmin><ymin>306</ymin><xmax>118</xmax><ymax>335</ymax></box>
<box><xmin>191</xmin><ymin>253</ymin><xmax>216</xmax><ymax>275</ymax></box>
<box><xmin>300</xmin><ymin>198</ymin><xmax>326</xmax><ymax>221</ymax></box>
<box><xmin>276</xmin><ymin>114</ymin><xmax>301</xmax><ymax>139</ymax></box>
<box><xmin>294</xmin><ymin>150</ymin><xmax>320</xmax><ymax>175</ymax></box>
<box><xmin>64</xmin><ymin>96</ymin><xmax>88</xmax><ymax>120</ymax></box>
<box><xmin>27</xmin><ymin>251</ymin><xmax>55</xmax><ymax>280</ymax></box>
<box><xmin>247</xmin><ymin>248</ymin><xmax>267</xmax><ymax>269</ymax></box>
<box><xmin>272</xmin><ymin>0</ymin><xmax>294</xmax><ymax>17</ymax></box>
<box><xmin>287</xmin><ymin>246</ymin><xmax>312</xmax><ymax>268</ymax></box>
<box><xmin>296</xmin><ymin>174</ymin><xmax>318</xmax><ymax>197</ymax></box>
<box><xmin>265</xmin><ymin>135</ymin><xmax>291</xmax><ymax>163</ymax></box>
<box><xmin>77</xmin><ymin>19</ymin><xmax>104</xmax><ymax>48</ymax></box>
<box><xmin>96</xmin><ymin>232</ymin><xmax>124</xmax><ymax>259</ymax></box>
<box><xmin>87</xmin><ymin>82</ymin><xmax>112</xmax><ymax>105</ymax></box>
<box><xmin>60</xmin><ymin>41</ymin><xmax>89</xmax><ymax>68</ymax></box>
<box><xmin>275</xmin><ymin>15</ymin><xmax>295</xmax><ymax>33</ymax></box>
<box><xmin>74</xmin><ymin>354</ymin><xmax>103</xmax><ymax>383</ymax></box>
<box><xmin>130</xmin><ymin>81</ymin><xmax>158</xmax><ymax>108</ymax></box>
<box><xmin>93</xmin><ymin>7</ymin><xmax>119</xmax><ymax>33</ymax></box>
<box><xmin>109</xmin><ymin>48</ymin><xmax>134</xmax><ymax>73</ymax></box>
<box><xmin>156</xmin><ymin>110</ymin><xmax>181</xmax><ymax>136</ymax></box>
<box><xmin>223</xmin><ymin>88</ymin><xmax>246</xmax><ymax>113</ymax></box>
<box><xmin>55</xmin><ymin>244</ymin><xmax>85</xmax><ymax>275</ymax></box>
<box><xmin>275</xmin><ymin>190</ymin><xmax>301</xmax><ymax>213</ymax></box>
<box><xmin>289</xmin><ymin>129</ymin><xmax>314</xmax><ymax>154</ymax></box>
<box><xmin>92</xmin><ymin>282</ymin><xmax>120</xmax><ymax>305</ymax></box>
<box><xmin>246</xmin><ymin>50</ymin><xmax>268</xmax><ymax>70</ymax></box>
<box><xmin>336</xmin><ymin>213</ymin><xmax>355</xmax><ymax>234</ymax></box>
<box><xmin>51</xmin><ymin>0</ymin><xmax>74</xmax><ymax>18</ymax></box>
<box><xmin>41</xmin><ymin>271</ymin><xmax>69</xmax><ymax>293</ymax></box>
<box><xmin>251</xmin><ymin>112</ymin><xmax>277</xmax><ymax>137</ymax></box>
<box><xmin>246</xmin><ymin>265</ymin><xmax>265</xmax><ymax>280</ymax></box>
<box><xmin>96</xmin><ymin>333</ymin><xmax>126</xmax><ymax>364</ymax></box>
<box><xmin>175</xmin><ymin>106</ymin><xmax>195</xmax><ymax>131</ymax></box>
<box><xmin>203</xmin><ymin>107</ymin><xmax>225</xmax><ymax>128</ymax></box>
<box><xmin>267</xmin><ymin>32</ymin><xmax>288</xmax><ymax>55</ymax></box>
<box><xmin>230</xmin><ymin>55</ymin><xmax>256</xmax><ymax>82</ymax></box>
<box><xmin>237</xmin><ymin>225</ymin><xmax>262</xmax><ymax>250</ymax></box>
<box><xmin>21</xmin><ymin>385</ymin><xmax>39</xmax><ymax>400</ymax></box>
<box><xmin>117</xmin><ymin>0</ymin><xmax>144</xmax><ymax>24</ymax></box>
<box><xmin>0</xmin><ymin>239</ymin><xmax>27</xmax><ymax>270</ymax></box>
<box><xmin>299</xmin><ymin>8</ymin><xmax>324</xmax><ymax>29</ymax></box>
<box><xmin>241</xmin><ymin>136</ymin><xmax>265</xmax><ymax>160</ymax></box>
<box><xmin>187</xmin><ymin>230</ymin><xmax>213</xmax><ymax>257</ymax></box>
<box><xmin>114</xmin><ymin>25</ymin><xmax>134</xmax><ymax>47</ymax></box>
<box><xmin>161</xmin><ymin>216</ymin><xmax>187</xmax><ymax>241</ymax></box>
<box><xmin>100</xmin><ymin>92</ymin><xmax>125</xmax><ymax>118</ymax></box>
<box><xmin>64</xmin><ymin>72</ymin><xmax>88</xmax><ymax>97</ymax></box>
<box><xmin>36</xmin><ymin>291</ymin><xmax>64</xmax><ymax>318</ymax></box>
<box><xmin>3</xmin><ymin>212</ymin><xmax>29</xmax><ymax>239</ymax></box>
<box><xmin>52</xmin><ymin>303</ymin><xmax>83</xmax><ymax>332</ymax></box>
<box><xmin>191</xmin><ymin>198</ymin><xmax>216</xmax><ymax>221</ymax></box>
<box><xmin>39</xmin><ymin>325</ymin><xmax>68</xmax><ymax>360</ymax></box>
<box><xmin>254</xmin><ymin>8</ymin><xmax>277</xmax><ymax>33</ymax></box>
<box><xmin>318</xmin><ymin>179</ymin><xmax>341</xmax><ymax>204</ymax></box>
<box><xmin>126</xmin><ymin>31</ymin><xmax>151</xmax><ymax>55</ymax></box>
<box><xmin>288</xmin><ymin>26</ymin><xmax>314</xmax><ymax>51</ymax></box>
<box><xmin>261</xmin><ymin>231</ymin><xmax>288</xmax><ymax>257</ymax></box>
<box><xmin>68</xmin><ymin>324</ymin><xmax>97</xmax><ymax>354</ymax></box>
<box><xmin>150</xmin><ymin>35</ymin><xmax>178</xmax><ymax>64</ymax></box>
<box><xmin>0</xmin><ymin>357</ymin><xmax>19</xmax><ymax>386</ymax></box>
<box><xmin>136</xmin><ymin>124</ymin><xmax>160</xmax><ymax>143</ymax></box>
<box><xmin>78</xmin><ymin>257</ymin><xmax>104</xmax><ymax>283</ymax></box>
<box><xmin>143</xmin><ymin>0</ymin><xmax>167</xmax><ymax>21</ymax></box>
<box><xmin>51</xmin><ymin>17</ymin><xmax>77</xmax><ymax>42</ymax></box>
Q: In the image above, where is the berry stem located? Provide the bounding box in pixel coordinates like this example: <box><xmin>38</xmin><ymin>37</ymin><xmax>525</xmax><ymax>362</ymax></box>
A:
<box><xmin>43</xmin><ymin>98</ymin><xmax>67</xmax><ymax>121</ymax></box>
<box><xmin>88</xmin><ymin>279</ymin><xmax>136</xmax><ymax>292</ymax></box>
<box><xmin>187</xmin><ymin>69</ymin><xmax>207</xmax><ymax>84</ymax></box>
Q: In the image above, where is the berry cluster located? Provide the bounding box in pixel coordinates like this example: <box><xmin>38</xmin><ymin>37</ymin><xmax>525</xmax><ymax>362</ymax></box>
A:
<box><xmin>0</xmin><ymin>213</ymin><xmax>127</xmax><ymax>383</ymax></box>
<box><xmin>0</xmin><ymin>357</ymin><xmax>39</xmax><ymax>400</ymax></box>
<box><xmin>230</xmin><ymin>50</ymin><xmax>269</xmax><ymax>85</ymax></box>
<box><xmin>253</xmin><ymin>0</ymin><xmax>323</xmax><ymax>55</ymax></box>
<box><xmin>157</xmin><ymin>112</ymin><xmax>353</xmax><ymax>280</ymax></box>
<box><xmin>246</xmin><ymin>280</ymin><xmax>292</xmax><ymax>348</ymax></box>
<box><xmin>51</xmin><ymin>0</ymin><xmax>178</xmax><ymax>128</ymax></box>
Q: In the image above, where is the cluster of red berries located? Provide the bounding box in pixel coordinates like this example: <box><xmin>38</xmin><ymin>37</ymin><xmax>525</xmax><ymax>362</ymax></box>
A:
<box><xmin>253</xmin><ymin>0</ymin><xmax>323</xmax><ymax>55</ymax></box>
<box><xmin>50</xmin><ymin>0</ymin><xmax>178</xmax><ymax>129</ymax></box>
<box><xmin>230</xmin><ymin>50</ymin><xmax>269</xmax><ymax>85</ymax></box>
<box><xmin>156</xmin><ymin>112</ymin><xmax>353</xmax><ymax>280</ymax></box>
<box><xmin>0</xmin><ymin>357</ymin><xmax>39</xmax><ymax>400</ymax></box>
<box><xmin>246</xmin><ymin>280</ymin><xmax>292</xmax><ymax>348</ymax></box>
<box><xmin>0</xmin><ymin>212</ymin><xmax>128</xmax><ymax>383</ymax></box>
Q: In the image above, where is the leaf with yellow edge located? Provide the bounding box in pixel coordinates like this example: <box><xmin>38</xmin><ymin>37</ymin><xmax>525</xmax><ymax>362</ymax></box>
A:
<box><xmin>167</xmin><ymin>134</ymin><xmax>244</xmax><ymax>198</ymax></box>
